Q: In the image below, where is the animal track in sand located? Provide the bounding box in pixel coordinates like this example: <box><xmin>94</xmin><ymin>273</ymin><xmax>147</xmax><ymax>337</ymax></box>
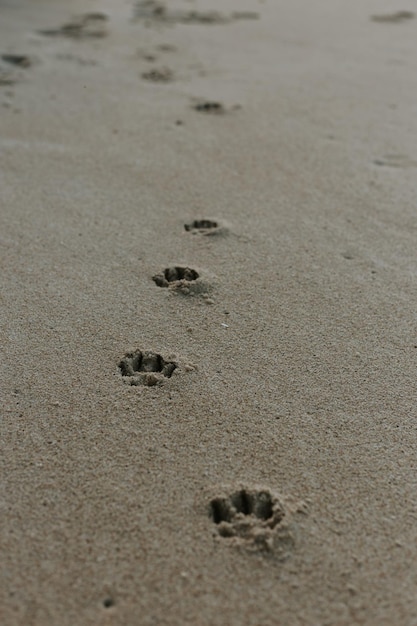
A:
<box><xmin>211</xmin><ymin>489</ymin><xmax>278</xmax><ymax>525</ymax></box>
<box><xmin>192</xmin><ymin>101</ymin><xmax>242</xmax><ymax>114</ymax></box>
<box><xmin>153</xmin><ymin>266</ymin><xmax>213</xmax><ymax>299</ymax></box>
<box><xmin>0</xmin><ymin>55</ymin><xmax>32</xmax><ymax>86</ymax></box>
<box><xmin>39</xmin><ymin>13</ymin><xmax>109</xmax><ymax>39</ymax></box>
<box><xmin>185</xmin><ymin>219</ymin><xmax>217</xmax><ymax>232</ymax></box>
<box><xmin>134</xmin><ymin>1</ymin><xmax>231</xmax><ymax>25</ymax></box>
<box><xmin>184</xmin><ymin>219</ymin><xmax>227</xmax><ymax>237</ymax></box>
<box><xmin>135</xmin><ymin>1</ymin><xmax>259</xmax><ymax>25</ymax></box>
<box><xmin>373</xmin><ymin>154</ymin><xmax>417</xmax><ymax>168</ymax></box>
<box><xmin>142</xmin><ymin>67</ymin><xmax>173</xmax><ymax>82</ymax></box>
<box><xmin>153</xmin><ymin>266</ymin><xmax>199</xmax><ymax>288</ymax></box>
<box><xmin>119</xmin><ymin>349</ymin><xmax>177</xmax><ymax>386</ymax></box>
<box><xmin>371</xmin><ymin>11</ymin><xmax>414</xmax><ymax>23</ymax></box>
<box><xmin>209</xmin><ymin>487</ymin><xmax>296</xmax><ymax>554</ymax></box>
<box><xmin>1</xmin><ymin>55</ymin><xmax>32</xmax><ymax>68</ymax></box>
<box><xmin>193</xmin><ymin>101</ymin><xmax>225</xmax><ymax>114</ymax></box>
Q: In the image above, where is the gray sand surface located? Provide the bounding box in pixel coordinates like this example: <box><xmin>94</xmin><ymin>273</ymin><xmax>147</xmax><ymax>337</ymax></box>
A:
<box><xmin>1</xmin><ymin>0</ymin><xmax>417</xmax><ymax>624</ymax></box>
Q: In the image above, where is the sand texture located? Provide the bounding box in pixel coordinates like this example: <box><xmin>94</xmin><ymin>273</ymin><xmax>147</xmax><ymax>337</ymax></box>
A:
<box><xmin>1</xmin><ymin>0</ymin><xmax>417</xmax><ymax>624</ymax></box>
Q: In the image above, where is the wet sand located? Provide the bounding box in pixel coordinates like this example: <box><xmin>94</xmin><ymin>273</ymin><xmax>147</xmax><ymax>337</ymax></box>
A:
<box><xmin>1</xmin><ymin>1</ymin><xmax>417</xmax><ymax>624</ymax></box>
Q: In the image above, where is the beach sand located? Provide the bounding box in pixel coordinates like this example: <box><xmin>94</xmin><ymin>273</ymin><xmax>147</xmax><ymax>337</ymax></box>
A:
<box><xmin>1</xmin><ymin>0</ymin><xmax>417</xmax><ymax>624</ymax></box>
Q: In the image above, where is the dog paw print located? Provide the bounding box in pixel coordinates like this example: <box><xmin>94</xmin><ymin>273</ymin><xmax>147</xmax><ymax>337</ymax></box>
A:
<box><xmin>193</xmin><ymin>101</ymin><xmax>225</xmax><ymax>114</ymax></box>
<box><xmin>152</xmin><ymin>265</ymin><xmax>214</xmax><ymax>299</ymax></box>
<box><xmin>371</xmin><ymin>11</ymin><xmax>414</xmax><ymax>23</ymax></box>
<box><xmin>134</xmin><ymin>2</ymin><xmax>231</xmax><ymax>25</ymax></box>
<box><xmin>373</xmin><ymin>154</ymin><xmax>417</xmax><ymax>168</ymax></box>
<box><xmin>1</xmin><ymin>54</ymin><xmax>32</xmax><ymax>68</ymax></box>
<box><xmin>184</xmin><ymin>219</ymin><xmax>227</xmax><ymax>237</ymax></box>
<box><xmin>192</xmin><ymin>101</ymin><xmax>241</xmax><ymax>114</ymax></box>
<box><xmin>209</xmin><ymin>487</ymin><xmax>295</xmax><ymax>554</ymax></box>
<box><xmin>153</xmin><ymin>265</ymin><xmax>200</xmax><ymax>290</ymax></box>
<box><xmin>0</xmin><ymin>54</ymin><xmax>31</xmax><ymax>86</ymax></box>
<box><xmin>39</xmin><ymin>13</ymin><xmax>109</xmax><ymax>39</ymax></box>
<box><xmin>142</xmin><ymin>67</ymin><xmax>173</xmax><ymax>82</ymax></box>
<box><xmin>119</xmin><ymin>349</ymin><xmax>177</xmax><ymax>386</ymax></box>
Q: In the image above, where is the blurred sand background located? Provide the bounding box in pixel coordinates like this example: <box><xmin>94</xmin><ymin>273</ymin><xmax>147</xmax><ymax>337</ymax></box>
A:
<box><xmin>1</xmin><ymin>0</ymin><xmax>417</xmax><ymax>624</ymax></box>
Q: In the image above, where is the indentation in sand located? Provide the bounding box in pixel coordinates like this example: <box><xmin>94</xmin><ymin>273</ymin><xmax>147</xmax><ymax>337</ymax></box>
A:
<box><xmin>153</xmin><ymin>265</ymin><xmax>213</xmax><ymax>298</ymax></box>
<box><xmin>1</xmin><ymin>54</ymin><xmax>32</xmax><ymax>68</ymax></box>
<box><xmin>184</xmin><ymin>219</ymin><xmax>222</xmax><ymax>235</ymax></box>
<box><xmin>119</xmin><ymin>349</ymin><xmax>177</xmax><ymax>386</ymax></box>
<box><xmin>142</xmin><ymin>67</ymin><xmax>173</xmax><ymax>82</ymax></box>
<box><xmin>39</xmin><ymin>13</ymin><xmax>109</xmax><ymax>39</ymax></box>
<box><xmin>134</xmin><ymin>1</ymin><xmax>232</xmax><ymax>25</ymax></box>
<box><xmin>373</xmin><ymin>154</ymin><xmax>417</xmax><ymax>168</ymax></box>
<box><xmin>153</xmin><ymin>266</ymin><xmax>199</xmax><ymax>287</ymax></box>
<box><xmin>209</xmin><ymin>487</ymin><xmax>299</xmax><ymax>555</ymax></box>
<box><xmin>371</xmin><ymin>11</ymin><xmax>414</xmax><ymax>23</ymax></box>
<box><xmin>193</xmin><ymin>101</ymin><xmax>225</xmax><ymax>114</ymax></box>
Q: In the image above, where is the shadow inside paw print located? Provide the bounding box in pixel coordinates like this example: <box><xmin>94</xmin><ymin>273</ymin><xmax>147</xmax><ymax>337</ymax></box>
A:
<box><xmin>185</xmin><ymin>219</ymin><xmax>217</xmax><ymax>231</ymax></box>
<box><xmin>119</xmin><ymin>349</ymin><xmax>177</xmax><ymax>386</ymax></box>
<box><xmin>211</xmin><ymin>489</ymin><xmax>281</xmax><ymax>527</ymax></box>
<box><xmin>209</xmin><ymin>487</ymin><xmax>294</xmax><ymax>554</ymax></box>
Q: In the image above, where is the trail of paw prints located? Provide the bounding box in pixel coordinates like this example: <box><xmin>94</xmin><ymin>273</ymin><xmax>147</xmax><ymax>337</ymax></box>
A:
<box><xmin>133</xmin><ymin>8</ymin><xmax>245</xmax><ymax>107</ymax></box>
<box><xmin>134</xmin><ymin>1</ymin><xmax>259</xmax><ymax>25</ymax></box>
<box><xmin>208</xmin><ymin>486</ymin><xmax>307</xmax><ymax>556</ymax></box>
<box><xmin>134</xmin><ymin>1</ymin><xmax>230</xmax><ymax>25</ymax></box>
<box><xmin>371</xmin><ymin>11</ymin><xmax>414</xmax><ymax>23</ymax></box>
<box><xmin>38</xmin><ymin>13</ymin><xmax>109</xmax><ymax>39</ymax></box>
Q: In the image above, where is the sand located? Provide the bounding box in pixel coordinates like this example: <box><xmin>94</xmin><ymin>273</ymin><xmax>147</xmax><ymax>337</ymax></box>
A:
<box><xmin>1</xmin><ymin>0</ymin><xmax>417</xmax><ymax>624</ymax></box>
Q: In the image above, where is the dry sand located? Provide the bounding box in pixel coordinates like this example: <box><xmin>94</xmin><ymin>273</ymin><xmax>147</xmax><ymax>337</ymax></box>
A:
<box><xmin>1</xmin><ymin>0</ymin><xmax>417</xmax><ymax>624</ymax></box>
